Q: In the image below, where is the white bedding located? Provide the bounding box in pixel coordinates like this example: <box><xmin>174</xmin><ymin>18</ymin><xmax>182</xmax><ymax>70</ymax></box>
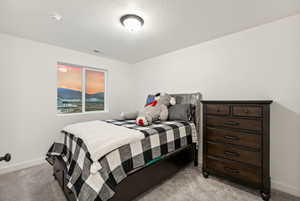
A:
<box><xmin>63</xmin><ymin>120</ymin><xmax>144</xmax><ymax>165</ymax></box>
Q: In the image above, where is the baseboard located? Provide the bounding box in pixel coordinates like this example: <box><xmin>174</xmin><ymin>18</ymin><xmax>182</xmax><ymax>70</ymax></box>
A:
<box><xmin>1</xmin><ymin>158</ymin><xmax>299</xmax><ymax>198</ymax></box>
<box><xmin>0</xmin><ymin>157</ymin><xmax>46</xmax><ymax>175</ymax></box>
<box><xmin>272</xmin><ymin>180</ymin><xmax>300</xmax><ymax>197</ymax></box>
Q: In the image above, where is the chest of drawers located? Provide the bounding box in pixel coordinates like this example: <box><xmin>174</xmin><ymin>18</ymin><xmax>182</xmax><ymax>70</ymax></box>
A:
<box><xmin>201</xmin><ymin>100</ymin><xmax>272</xmax><ymax>201</ymax></box>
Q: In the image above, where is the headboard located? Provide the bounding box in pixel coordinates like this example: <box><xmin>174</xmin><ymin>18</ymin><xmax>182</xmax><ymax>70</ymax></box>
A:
<box><xmin>170</xmin><ymin>93</ymin><xmax>202</xmax><ymax>135</ymax></box>
<box><xmin>146</xmin><ymin>92</ymin><xmax>202</xmax><ymax>141</ymax></box>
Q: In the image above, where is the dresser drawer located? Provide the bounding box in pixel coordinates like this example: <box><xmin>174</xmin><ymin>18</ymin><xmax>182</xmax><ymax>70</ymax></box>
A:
<box><xmin>233</xmin><ymin>106</ymin><xmax>262</xmax><ymax>117</ymax></box>
<box><xmin>206</xmin><ymin>104</ymin><xmax>230</xmax><ymax>115</ymax></box>
<box><xmin>206</xmin><ymin>127</ymin><xmax>261</xmax><ymax>149</ymax></box>
<box><xmin>206</xmin><ymin>157</ymin><xmax>261</xmax><ymax>184</ymax></box>
<box><xmin>207</xmin><ymin>142</ymin><xmax>261</xmax><ymax>166</ymax></box>
<box><xmin>206</xmin><ymin>116</ymin><xmax>262</xmax><ymax>132</ymax></box>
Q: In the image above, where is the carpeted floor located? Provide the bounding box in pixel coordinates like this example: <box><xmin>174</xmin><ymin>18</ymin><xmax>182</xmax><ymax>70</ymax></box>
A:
<box><xmin>0</xmin><ymin>164</ymin><xmax>299</xmax><ymax>201</ymax></box>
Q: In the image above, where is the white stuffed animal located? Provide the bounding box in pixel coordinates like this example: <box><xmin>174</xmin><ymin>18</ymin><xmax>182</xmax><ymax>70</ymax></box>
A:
<box><xmin>121</xmin><ymin>93</ymin><xmax>176</xmax><ymax>126</ymax></box>
<box><xmin>136</xmin><ymin>93</ymin><xmax>176</xmax><ymax>126</ymax></box>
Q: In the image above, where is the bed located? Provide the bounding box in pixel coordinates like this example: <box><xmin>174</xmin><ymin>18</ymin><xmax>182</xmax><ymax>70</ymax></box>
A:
<box><xmin>46</xmin><ymin>93</ymin><xmax>201</xmax><ymax>201</ymax></box>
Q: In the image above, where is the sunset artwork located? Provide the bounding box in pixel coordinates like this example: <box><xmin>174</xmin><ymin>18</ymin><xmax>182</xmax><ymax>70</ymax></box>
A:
<box><xmin>57</xmin><ymin>63</ymin><xmax>105</xmax><ymax>114</ymax></box>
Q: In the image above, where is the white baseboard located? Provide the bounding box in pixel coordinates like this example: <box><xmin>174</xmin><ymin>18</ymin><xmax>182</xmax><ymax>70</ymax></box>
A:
<box><xmin>272</xmin><ymin>180</ymin><xmax>300</xmax><ymax>197</ymax></box>
<box><xmin>0</xmin><ymin>157</ymin><xmax>46</xmax><ymax>175</ymax></box>
<box><xmin>1</xmin><ymin>158</ymin><xmax>299</xmax><ymax>198</ymax></box>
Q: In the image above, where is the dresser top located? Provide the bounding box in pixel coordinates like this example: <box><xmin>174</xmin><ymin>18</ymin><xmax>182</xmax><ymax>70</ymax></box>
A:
<box><xmin>200</xmin><ymin>100</ymin><xmax>273</xmax><ymax>104</ymax></box>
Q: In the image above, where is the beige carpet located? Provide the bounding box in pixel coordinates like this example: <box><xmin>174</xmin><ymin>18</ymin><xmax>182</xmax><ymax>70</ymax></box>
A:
<box><xmin>0</xmin><ymin>163</ymin><xmax>299</xmax><ymax>201</ymax></box>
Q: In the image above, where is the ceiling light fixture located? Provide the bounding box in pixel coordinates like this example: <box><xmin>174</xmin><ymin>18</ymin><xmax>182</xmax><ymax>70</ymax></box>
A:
<box><xmin>120</xmin><ymin>14</ymin><xmax>144</xmax><ymax>32</ymax></box>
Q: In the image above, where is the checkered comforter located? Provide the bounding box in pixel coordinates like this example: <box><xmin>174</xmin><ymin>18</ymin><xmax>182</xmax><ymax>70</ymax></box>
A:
<box><xmin>46</xmin><ymin>120</ymin><xmax>197</xmax><ymax>201</ymax></box>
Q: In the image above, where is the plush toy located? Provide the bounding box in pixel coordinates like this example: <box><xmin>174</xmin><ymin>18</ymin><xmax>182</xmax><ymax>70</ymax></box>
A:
<box><xmin>136</xmin><ymin>93</ymin><xmax>176</xmax><ymax>126</ymax></box>
<box><xmin>120</xmin><ymin>93</ymin><xmax>176</xmax><ymax>126</ymax></box>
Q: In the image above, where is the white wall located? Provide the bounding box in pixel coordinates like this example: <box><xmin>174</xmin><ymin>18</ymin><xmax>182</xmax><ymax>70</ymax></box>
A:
<box><xmin>1</xmin><ymin>14</ymin><xmax>299</xmax><ymax>197</ymax></box>
<box><xmin>133</xmin><ymin>15</ymin><xmax>300</xmax><ymax>196</ymax></box>
<box><xmin>0</xmin><ymin>33</ymin><xmax>135</xmax><ymax>173</ymax></box>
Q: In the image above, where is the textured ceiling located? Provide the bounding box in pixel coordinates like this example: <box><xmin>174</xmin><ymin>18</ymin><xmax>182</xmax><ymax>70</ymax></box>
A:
<box><xmin>1</xmin><ymin>0</ymin><xmax>300</xmax><ymax>63</ymax></box>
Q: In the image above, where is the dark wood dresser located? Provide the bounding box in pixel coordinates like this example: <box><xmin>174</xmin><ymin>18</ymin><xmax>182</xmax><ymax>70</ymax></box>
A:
<box><xmin>201</xmin><ymin>100</ymin><xmax>272</xmax><ymax>201</ymax></box>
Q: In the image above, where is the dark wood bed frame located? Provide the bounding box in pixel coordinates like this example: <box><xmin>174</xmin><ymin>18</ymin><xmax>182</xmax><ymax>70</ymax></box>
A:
<box><xmin>53</xmin><ymin>144</ymin><xmax>198</xmax><ymax>201</ymax></box>
<box><xmin>52</xmin><ymin>93</ymin><xmax>201</xmax><ymax>201</ymax></box>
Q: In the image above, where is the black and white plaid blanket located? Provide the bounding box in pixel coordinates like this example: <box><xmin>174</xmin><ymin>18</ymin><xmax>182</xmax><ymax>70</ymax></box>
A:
<box><xmin>47</xmin><ymin>120</ymin><xmax>197</xmax><ymax>201</ymax></box>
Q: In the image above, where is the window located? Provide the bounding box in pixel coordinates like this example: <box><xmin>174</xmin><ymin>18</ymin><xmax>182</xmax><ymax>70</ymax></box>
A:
<box><xmin>57</xmin><ymin>62</ymin><xmax>106</xmax><ymax>114</ymax></box>
<box><xmin>85</xmin><ymin>70</ymin><xmax>105</xmax><ymax>112</ymax></box>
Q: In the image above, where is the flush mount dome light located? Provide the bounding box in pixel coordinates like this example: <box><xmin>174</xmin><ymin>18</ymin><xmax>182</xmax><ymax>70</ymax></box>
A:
<box><xmin>120</xmin><ymin>14</ymin><xmax>144</xmax><ymax>32</ymax></box>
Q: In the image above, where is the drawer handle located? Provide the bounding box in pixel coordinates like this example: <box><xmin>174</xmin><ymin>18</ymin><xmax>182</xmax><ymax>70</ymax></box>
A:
<box><xmin>224</xmin><ymin>151</ymin><xmax>240</xmax><ymax>157</ymax></box>
<box><xmin>224</xmin><ymin>135</ymin><xmax>239</xmax><ymax>140</ymax></box>
<box><xmin>224</xmin><ymin>167</ymin><xmax>240</xmax><ymax>174</ymax></box>
<box><xmin>224</xmin><ymin>121</ymin><xmax>239</xmax><ymax>126</ymax></box>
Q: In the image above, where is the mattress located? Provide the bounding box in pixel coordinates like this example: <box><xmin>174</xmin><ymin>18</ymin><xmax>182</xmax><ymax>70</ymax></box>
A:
<box><xmin>46</xmin><ymin>119</ymin><xmax>197</xmax><ymax>201</ymax></box>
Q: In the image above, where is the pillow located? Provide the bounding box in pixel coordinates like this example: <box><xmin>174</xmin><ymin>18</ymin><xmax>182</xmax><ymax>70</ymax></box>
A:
<box><xmin>168</xmin><ymin>104</ymin><xmax>192</xmax><ymax>122</ymax></box>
